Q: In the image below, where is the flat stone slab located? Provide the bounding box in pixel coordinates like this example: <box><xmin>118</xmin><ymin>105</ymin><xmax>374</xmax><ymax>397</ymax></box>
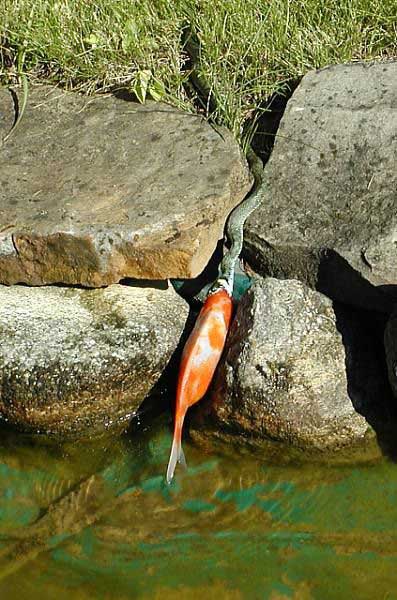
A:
<box><xmin>245</xmin><ymin>61</ymin><xmax>397</xmax><ymax>312</ymax></box>
<box><xmin>0</xmin><ymin>85</ymin><xmax>252</xmax><ymax>286</ymax></box>
<box><xmin>0</xmin><ymin>282</ymin><xmax>188</xmax><ymax>434</ymax></box>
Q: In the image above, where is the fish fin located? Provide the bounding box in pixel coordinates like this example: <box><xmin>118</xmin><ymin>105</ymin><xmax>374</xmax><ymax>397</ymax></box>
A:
<box><xmin>166</xmin><ymin>421</ymin><xmax>188</xmax><ymax>485</ymax></box>
<box><xmin>178</xmin><ymin>445</ymin><xmax>187</xmax><ymax>469</ymax></box>
<box><xmin>166</xmin><ymin>437</ymin><xmax>181</xmax><ymax>484</ymax></box>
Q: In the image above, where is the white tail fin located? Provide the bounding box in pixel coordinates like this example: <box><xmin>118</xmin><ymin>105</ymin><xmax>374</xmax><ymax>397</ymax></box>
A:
<box><xmin>166</xmin><ymin>421</ymin><xmax>187</xmax><ymax>484</ymax></box>
<box><xmin>178</xmin><ymin>445</ymin><xmax>187</xmax><ymax>468</ymax></box>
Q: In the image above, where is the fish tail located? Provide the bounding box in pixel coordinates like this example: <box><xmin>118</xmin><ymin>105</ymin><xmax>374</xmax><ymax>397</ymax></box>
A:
<box><xmin>166</xmin><ymin>418</ymin><xmax>186</xmax><ymax>484</ymax></box>
<box><xmin>178</xmin><ymin>444</ymin><xmax>187</xmax><ymax>468</ymax></box>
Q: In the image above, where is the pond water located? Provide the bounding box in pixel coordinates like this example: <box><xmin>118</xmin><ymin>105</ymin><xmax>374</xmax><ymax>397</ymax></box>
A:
<box><xmin>0</xmin><ymin>417</ymin><xmax>396</xmax><ymax>600</ymax></box>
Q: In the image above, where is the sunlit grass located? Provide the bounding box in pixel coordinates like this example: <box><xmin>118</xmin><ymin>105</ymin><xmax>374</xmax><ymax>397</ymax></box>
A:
<box><xmin>1</xmin><ymin>0</ymin><xmax>396</xmax><ymax>146</ymax></box>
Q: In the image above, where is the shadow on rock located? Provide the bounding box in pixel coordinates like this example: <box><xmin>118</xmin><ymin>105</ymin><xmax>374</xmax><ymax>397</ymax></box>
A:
<box><xmin>248</xmin><ymin>79</ymin><xmax>301</xmax><ymax>164</ymax></box>
<box><xmin>245</xmin><ymin>242</ymin><xmax>395</xmax><ymax>315</ymax></box>
<box><xmin>333</xmin><ymin>300</ymin><xmax>397</xmax><ymax>461</ymax></box>
<box><xmin>121</xmin><ymin>278</ymin><xmax>169</xmax><ymax>291</ymax></box>
<box><xmin>171</xmin><ymin>239</ymin><xmax>224</xmax><ymax>305</ymax></box>
<box><xmin>317</xmin><ymin>249</ymin><xmax>395</xmax><ymax>314</ymax></box>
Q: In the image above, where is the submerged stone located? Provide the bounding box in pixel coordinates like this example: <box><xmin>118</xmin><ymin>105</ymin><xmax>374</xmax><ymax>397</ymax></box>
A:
<box><xmin>193</xmin><ymin>278</ymin><xmax>387</xmax><ymax>451</ymax></box>
<box><xmin>0</xmin><ymin>282</ymin><xmax>188</xmax><ymax>434</ymax></box>
<box><xmin>0</xmin><ymin>85</ymin><xmax>252</xmax><ymax>286</ymax></box>
<box><xmin>244</xmin><ymin>61</ymin><xmax>397</xmax><ymax>312</ymax></box>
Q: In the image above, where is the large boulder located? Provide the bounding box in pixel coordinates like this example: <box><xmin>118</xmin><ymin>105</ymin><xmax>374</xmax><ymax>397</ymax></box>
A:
<box><xmin>244</xmin><ymin>61</ymin><xmax>397</xmax><ymax>313</ymax></box>
<box><xmin>0</xmin><ymin>85</ymin><xmax>252</xmax><ymax>286</ymax></box>
<box><xmin>193</xmin><ymin>278</ymin><xmax>388</xmax><ymax>451</ymax></box>
<box><xmin>0</xmin><ymin>282</ymin><xmax>188</xmax><ymax>434</ymax></box>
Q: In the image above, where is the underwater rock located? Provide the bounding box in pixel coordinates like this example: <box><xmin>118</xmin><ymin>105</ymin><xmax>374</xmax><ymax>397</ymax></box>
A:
<box><xmin>0</xmin><ymin>282</ymin><xmax>188</xmax><ymax>435</ymax></box>
<box><xmin>0</xmin><ymin>85</ymin><xmax>252</xmax><ymax>286</ymax></box>
<box><xmin>193</xmin><ymin>278</ymin><xmax>384</xmax><ymax>451</ymax></box>
<box><xmin>244</xmin><ymin>61</ymin><xmax>397</xmax><ymax>313</ymax></box>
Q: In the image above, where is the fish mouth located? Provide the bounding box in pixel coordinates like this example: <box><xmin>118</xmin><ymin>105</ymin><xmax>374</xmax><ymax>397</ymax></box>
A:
<box><xmin>209</xmin><ymin>278</ymin><xmax>233</xmax><ymax>297</ymax></box>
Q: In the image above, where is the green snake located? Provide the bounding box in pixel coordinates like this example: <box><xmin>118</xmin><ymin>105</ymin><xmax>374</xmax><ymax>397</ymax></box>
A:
<box><xmin>1</xmin><ymin>73</ymin><xmax>29</xmax><ymax>146</ymax></box>
<box><xmin>208</xmin><ymin>148</ymin><xmax>265</xmax><ymax>297</ymax></box>
<box><xmin>183</xmin><ymin>34</ymin><xmax>266</xmax><ymax>299</ymax></box>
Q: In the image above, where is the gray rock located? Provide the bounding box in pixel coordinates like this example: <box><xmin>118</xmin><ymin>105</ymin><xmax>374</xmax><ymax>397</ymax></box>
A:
<box><xmin>245</xmin><ymin>61</ymin><xmax>397</xmax><ymax>313</ymax></box>
<box><xmin>194</xmin><ymin>278</ymin><xmax>379</xmax><ymax>451</ymax></box>
<box><xmin>0</xmin><ymin>85</ymin><xmax>252</xmax><ymax>286</ymax></box>
<box><xmin>0</xmin><ymin>282</ymin><xmax>188</xmax><ymax>434</ymax></box>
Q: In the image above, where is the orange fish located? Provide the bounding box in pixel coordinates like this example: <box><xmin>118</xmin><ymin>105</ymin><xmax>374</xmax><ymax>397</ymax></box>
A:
<box><xmin>166</xmin><ymin>282</ymin><xmax>233</xmax><ymax>484</ymax></box>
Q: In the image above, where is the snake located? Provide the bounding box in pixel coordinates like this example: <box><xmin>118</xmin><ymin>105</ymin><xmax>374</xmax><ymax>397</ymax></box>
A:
<box><xmin>183</xmin><ymin>31</ymin><xmax>266</xmax><ymax>300</ymax></box>
<box><xmin>208</xmin><ymin>147</ymin><xmax>266</xmax><ymax>298</ymax></box>
<box><xmin>1</xmin><ymin>73</ymin><xmax>29</xmax><ymax>146</ymax></box>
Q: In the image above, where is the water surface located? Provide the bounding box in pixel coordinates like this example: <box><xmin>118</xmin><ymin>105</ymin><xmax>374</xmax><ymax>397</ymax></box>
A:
<box><xmin>0</xmin><ymin>419</ymin><xmax>396</xmax><ymax>599</ymax></box>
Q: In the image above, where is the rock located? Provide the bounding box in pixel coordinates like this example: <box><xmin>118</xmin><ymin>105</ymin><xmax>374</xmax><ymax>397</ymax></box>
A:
<box><xmin>193</xmin><ymin>278</ymin><xmax>381</xmax><ymax>451</ymax></box>
<box><xmin>244</xmin><ymin>61</ymin><xmax>397</xmax><ymax>313</ymax></box>
<box><xmin>0</xmin><ymin>85</ymin><xmax>252</xmax><ymax>286</ymax></box>
<box><xmin>0</xmin><ymin>282</ymin><xmax>188</xmax><ymax>434</ymax></box>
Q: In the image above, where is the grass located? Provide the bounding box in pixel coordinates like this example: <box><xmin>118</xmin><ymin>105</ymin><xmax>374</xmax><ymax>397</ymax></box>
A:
<box><xmin>1</xmin><ymin>0</ymin><xmax>396</xmax><ymax>147</ymax></box>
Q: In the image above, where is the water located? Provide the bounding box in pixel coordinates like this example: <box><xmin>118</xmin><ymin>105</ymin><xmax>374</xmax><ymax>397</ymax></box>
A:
<box><xmin>0</xmin><ymin>418</ymin><xmax>396</xmax><ymax>599</ymax></box>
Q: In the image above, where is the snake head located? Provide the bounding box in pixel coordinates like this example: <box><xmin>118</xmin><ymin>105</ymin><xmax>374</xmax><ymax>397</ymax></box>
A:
<box><xmin>208</xmin><ymin>277</ymin><xmax>233</xmax><ymax>298</ymax></box>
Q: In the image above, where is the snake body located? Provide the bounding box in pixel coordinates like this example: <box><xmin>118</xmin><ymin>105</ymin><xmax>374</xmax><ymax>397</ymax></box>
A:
<box><xmin>209</xmin><ymin>148</ymin><xmax>266</xmax><ymax>297</ymax></box>
<box><xmin>183</xmin><ymin>33</ymin><xmax>266</xmax><ymax>299</ymax></box>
